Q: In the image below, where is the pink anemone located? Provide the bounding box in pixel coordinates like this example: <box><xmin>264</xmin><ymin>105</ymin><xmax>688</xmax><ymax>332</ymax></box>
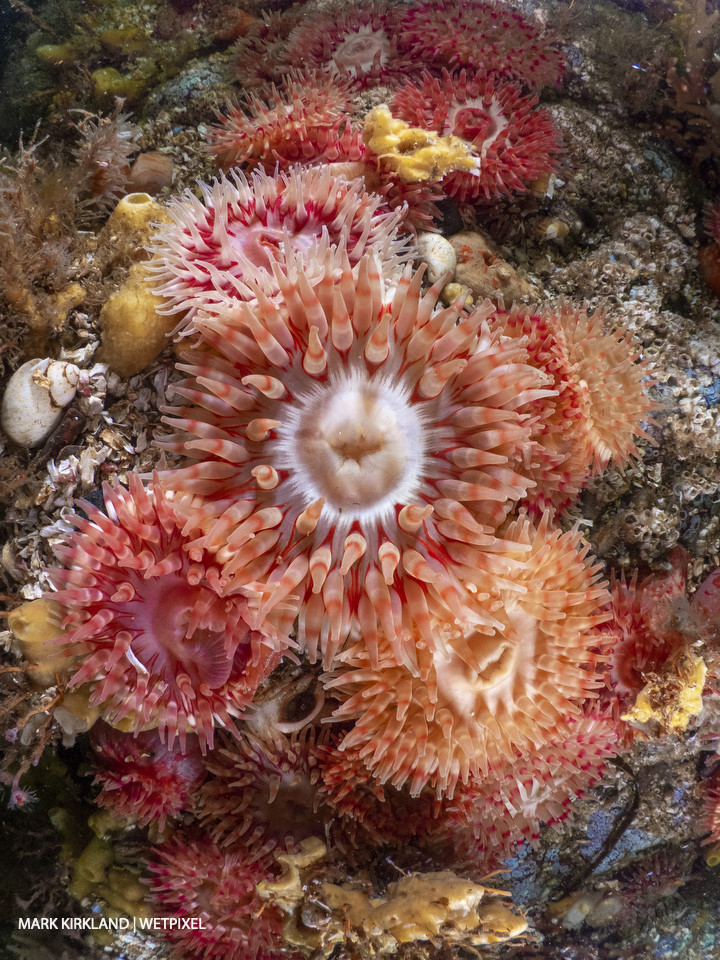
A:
<box><xmin>147</xmin><ymin>165</ymin><xmax>411</xmax><ymax>337</ymax></box>
<box><xmin>198</xmin><ymin>728</ymin><xmax>327</xmax><ymax>861</ymax></box>
<box><xmin>208</xmin><ymin>71</ymin><xmax>358</xmax><ymax>170</ymax></box>
<box><xmin>280</xmin><ymin>2</ymin><xmax>413</xmax><ymax>89</ymax></box>
<box><xmin>147</xmin><ymin>832</ymin><xmax>287</xmax><ymax>960</ymax></box>
<box><xmin>401</xmin><ymin>0</ymin><xmax>566</xmax><ymax>90</ymax></box>
<box><xmin>500</xmin><ymin>300</ymin><xmax>657</xmax><ymax>513</ymax></box>
<box><xmin>449</xmin><ymin>711</ymin><xmax>620</xmax><ymax>855</ymax></box>
<box><xmin>392</xmin><ymin>69</ymin><xmax>563</xmax><ymax>202</ymax></box>
<box><xmin>89</xmin><ymin>723</ymin><xmax>205</xmax><ymax>830</ymax></box>
<box><xmin>48</xmin><ymin>474</ymin><xmax>290</xmax><ymax>752</ymax></box>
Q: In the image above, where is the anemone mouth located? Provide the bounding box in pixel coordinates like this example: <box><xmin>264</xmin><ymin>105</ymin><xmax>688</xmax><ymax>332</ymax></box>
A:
<box><xmin>449</xmin><ymin>101</ymin><xmax>509</xmax><ymax>151</ymax></box>
<box><xmin>115</xmin><ymin>577</ymin><xmax>237</xmax><ymax>690</ymax></box>
<box><xmin>465</xmin><ymin>634</ymin><xmax>519</xmax><ymax>689</ymax></box>
<box><xmin>432</xmin><ymin>636</ymin><xmax>520</xmax><ymax>724</ymax></box>
<box><xmin>50</xmin><ymin>475</ymin><xmax>286</xmax><ymax>751</ymax></box>
<box><xmin>275</xmin><ymin>365</ymin><xmax>430</xmax><ymax>527</ymax></box>
<box><xmin>333</xmin><ymin>27</ymin><xmax>390</xmax><ymax>76</ymax></box>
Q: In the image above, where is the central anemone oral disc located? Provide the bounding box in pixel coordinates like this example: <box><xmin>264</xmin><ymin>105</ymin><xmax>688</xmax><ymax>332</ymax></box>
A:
<box><xmin>276</xmin><ymin>367</ymin><xmax>427</xmax><ymax>528</ymax></box>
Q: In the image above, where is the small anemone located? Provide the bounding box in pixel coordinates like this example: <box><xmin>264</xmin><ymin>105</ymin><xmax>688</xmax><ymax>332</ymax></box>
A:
<box><xmin>147</xmin><ymin>831</ymin><xmax>285</xmax><ymax>960</ymax></box>
<box><xmin>90</xmin><ymin>722</ymin><xmax>205</xmax><ymax>831</ymax></box>
<box><xmin>48</xmin><ymin>474</ymin><xmax>290</xmax><ymax>753</ymax></box>
<box><xmin>197</xmin><ymin>728</ymin><xmax>328</xmax><ymax>862</ymax></box>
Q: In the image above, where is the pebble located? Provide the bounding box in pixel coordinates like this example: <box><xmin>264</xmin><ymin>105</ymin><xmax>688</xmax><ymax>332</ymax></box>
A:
<box><xmin>416</xmin><ymin>232</ymin><xmax>457</xmax><ymax>285</ymax></box>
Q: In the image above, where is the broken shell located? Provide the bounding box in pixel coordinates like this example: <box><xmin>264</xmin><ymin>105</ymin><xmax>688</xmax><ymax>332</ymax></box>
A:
<box><xmin>416</xmin><ymin>232</ymin><xmax>457</xmax><ymax>285</ymax></box>
<box><xmin>1</xmin><ymin>358</ymin><xmax>82</xmax><ymax>448</ymax></box>
<box><xmin>535</xmin><ymin>217</ymin><xmax>570</xmax><ymax>241</ymax></box>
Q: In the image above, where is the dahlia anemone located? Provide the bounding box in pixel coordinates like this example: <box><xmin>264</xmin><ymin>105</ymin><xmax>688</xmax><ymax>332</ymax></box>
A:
<box><xmin>281</xmin><ymin>2</ymin><xmax>413</xmax><ymax>89</ymax></box>
<box><xmin>230</xmin><ymin>9</ymin><xmax>301</xmax><ymax>89</ymax></box>
<box><xmin>704</xmin><ymin>201</ymin><xmax>720</xmax><ymax>246</ymax></box>
<box><xmin>48</xmin><ymin>473</ymin><xmax>289</xmax><ymax>752</ymax></box>
<box><xmin>401</xmin><ymin>0</ymin><xmax>566</xmax><ymax>90</ymax></box>
<box><xmin>498</xmin><ymin>303</ymin><xmax>590</xmax><ymax>513</ymax></box>
<box><xmin>503</xmin><ymin>300</ymin><xmax>656</xmax><ymax>511</ymax></box>
<box><xmin>207</xmin><ymin>71</ymin><xmax>360</xmax><ymax>170</ymax></box>
<box><xmin>197</xmin><ymin>729</ymin><xmax>327</xmax><ymax>861</ymax></box>
<box><xmin>72</xmin><ymin>109</ymin><xmax>139</xmax><ymax>212</ymax></box>
<box><xmin>322</xmin><ymin>158</ymin><xmax>444</xmax><ymax>234</ymax></box>
<box><xmin>614</xmin><ymin>846</ymin><xmax>693</xmax><ymax>917</ymax></box>
<box><xmin>89</xmin><ymin>722</ymin><xmax>205</xmax><ymax>831</ymax></box>
<box><xmin>694</xmin><ymin>566</ymin><xmax>720</xmax><ymax>623</ymax></box>
<box><xmin>373</xmin><ymin>174</ymin><xmax>443</xmax><ymax>233</ymax></box>
<box><xmin>601</xmin><ymin>549</ymin><xmax>692</xmax><ymax>718</ymax></box>
<box><xmin>157</xmin><ymin>252</ymin><xmax>556</xmax><ymax>669</ymax></box>
<box><xmin>147</xmin><ymin>166</ymin><xmax>410</xmax><ymax>337</ymax></box>
<box><xmin>541</xmin><ymin>301</ymin><xmax>656</xmax><ymax>473</ymax></box>
<box><xmin>316</xmin><ymin>739</ymin><xmax>386</xmax><ymax>824</ymax></box>
<box><xmin>391</xmin><ymin>69</ymin><xmax>563</xmax><ymax>202</ymax></box>
<box><xmin>207</xmin><ymin>71</ymin><xmax>440</xmax><ymax>233</ymax></box>
<box><xmin>699</xmin><ymin>244</ymin><xmax>720</xmax><ymax>297</ymax></box>
<box><xmin>449</xmin><ymin>711</ymin><xmax>620</xmax><ymax>854</ymax></box>
<box><xmin>316</xmin><ymin>738</ymin><xmax>441</xmax><ymax>848</ymax></box>
<box><xmin>147</xmin><ymin>831</ymin><xmax>286</xmax><ymax>960</ymax></box>
<box><xmin>324</xmin><ymin>512</ymin><xmax>611</xmax><ymax>798</ymax></box>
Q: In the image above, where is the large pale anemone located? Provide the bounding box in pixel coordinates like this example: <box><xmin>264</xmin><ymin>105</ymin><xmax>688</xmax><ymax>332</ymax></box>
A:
<box><xmin>147</xmin><ymin>831</ymin><xmax>286</xmax><ymax>960</ymax></box>
<box><xmin>157</xmin><ymin>253</ymin><xmax>554</xmax><ymax>669</ymax></box>
<box><xmin>324</xmin><ymin>513</ymin><xmax>611</xmax><ymax>798</ymax></box>
<box><xmin>600</xmin><ymin>549</ymin><xmax>691</xmax><ymax>722</ymax></box>
<box><xmin>48</xmin><ymin>474</ymin><xmax>290</xmax><ymax>752</ymax></box>
<box><xmin>147</xmin><ymin>165</ymin><xmax>411</xmax><ymax>337</ymax></box>
<box><xmin>401</xmin><ymin>0</ymin><xmax>566</xmax><ymax>90</ymax></box>
<box><xmin>392</xmin><ymin>69</ymin><xmax>563</xmax><ymax>202</ymax></box>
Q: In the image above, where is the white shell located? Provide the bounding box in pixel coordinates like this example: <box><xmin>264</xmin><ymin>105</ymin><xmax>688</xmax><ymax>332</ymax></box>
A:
<box><xmin>1</xmin><ymin>358</ymin><xmax>81</xmax><ymax>448</ymax></box>
<box><xmin>415</xmin><ymin>232</ymin><xmax>457</xmax><ymax>286</ymax></box>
